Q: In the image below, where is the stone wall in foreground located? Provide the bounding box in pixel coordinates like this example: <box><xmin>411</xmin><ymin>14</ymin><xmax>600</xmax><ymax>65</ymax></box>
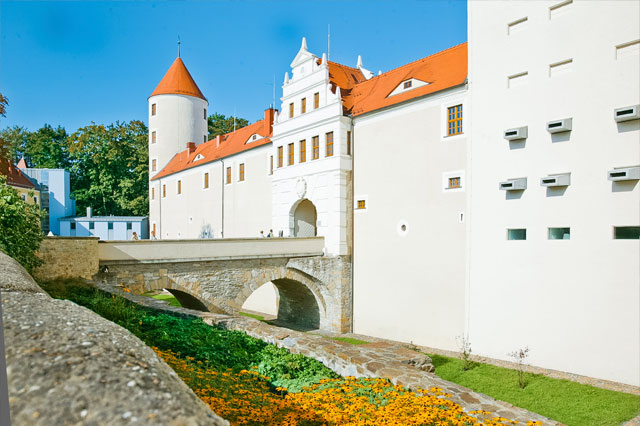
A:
<box><xmin>0</xmin><ymin>251</ymin><xmax>228</xmax><ymax>425</ymax></box>
<box><xmin>33</xmin><ymin>236</ymin><xmax>99</xmax><ymax>281</ymax></box>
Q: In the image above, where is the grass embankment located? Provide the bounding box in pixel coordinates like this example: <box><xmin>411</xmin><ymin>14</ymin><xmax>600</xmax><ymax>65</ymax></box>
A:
<box><xmin>40</xmin><ymin>279</ymin><xmax>534</xmax><ymax>426</ymax></box>
<box><xmin>142</xmin><ymin>291</ymin><xmax>182</xmax><ymax>307</ymax></box>
<box><xmin>428</xmin><ymin>354</ymin><xmax>640</xmax><ymax>426</ymax></box>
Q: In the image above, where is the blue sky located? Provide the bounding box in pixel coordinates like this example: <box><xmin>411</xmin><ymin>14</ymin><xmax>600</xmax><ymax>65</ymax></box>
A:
<box><xmin>0</xmin><ymin>1</ymin><xmax>467</xmax><ymax>132</ymax></box>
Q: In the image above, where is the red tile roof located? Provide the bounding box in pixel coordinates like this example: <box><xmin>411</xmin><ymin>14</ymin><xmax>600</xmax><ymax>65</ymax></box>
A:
<box><xmin>0</xmin><ymin>160</ymin><xmax>37</xmax><ymax>189</ymax></box>
<box><xmin>150</xmin><ymin>57</ymin><xmax>207</xmax><ymax>101</ymax></box>
<box><xmin>348</xmin><ymin>42</ymin><xmax>467</xmax><ymax>116</ymax></box>
<box><xmin>151</xmin><ymin>109</ymin><xmax>275</xmax><ymax>181</ymax></box>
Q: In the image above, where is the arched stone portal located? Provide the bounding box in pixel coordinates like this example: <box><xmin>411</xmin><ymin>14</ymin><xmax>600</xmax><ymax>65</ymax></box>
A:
<box><xmin>165</xmin><ymin>289</ymin><xmax>209</xmax><ymax>312</ymax></box>
<box><xmin>293</xmin><ymin>199</ymin><xmax>317</xmax><ymax>237</ymax></box>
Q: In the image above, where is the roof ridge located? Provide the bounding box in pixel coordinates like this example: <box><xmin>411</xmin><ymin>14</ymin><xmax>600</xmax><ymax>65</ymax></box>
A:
<box><xmin>327</xmin><ymin>60</ymin><xmax>361</xmax><ymax>72</ymax></box>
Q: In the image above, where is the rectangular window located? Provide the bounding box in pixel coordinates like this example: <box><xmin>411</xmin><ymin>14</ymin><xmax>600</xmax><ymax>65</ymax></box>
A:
<box><xmin>127</xmin><ymin>222</ymin><xmax>132</xmax><ymax>230</ymax></box>
<box><xmin>108</xmin><ymin>222</ymin><xmax>113</xmax><ymax>230</ymax></box>
<box><xmin>288</xmin><ymin>143</ymin><xmax>294</xmax><ymax>165</ymax></box>
<box><xmin>312</xmin><ymin>136</ymin><xmax>319</xmax><ymax>159</ymax></box>
<box><xmin>89</xmin><ymin>222</ymin><xmax>95</xmax><ymax>230</ymax></box>
<box><xmin>614</xmin><ymin>226</ymin><xmax>640</xmax><ymax>239</ymax></box>
<box><xmin>151</xmin><ymin>103</ymin><xmax>156</xmax><ymax>116</ymax></box>
<box><xmin>447</xmin><ymin>105</ymin><xmax>463</xmax><ymax>136</ymax></box>
<box><xmin>549</xmin><ymin>227</ymin><xmax>570</xmax><ymax>240</ymax></box>
<box><xmin>403</xmin><ymin>81</ymin><xmax>412</xmax><ymax>89</ymax></box>
<box><xmin>314</xmin><ymin>92</ymin><xmax>319</xmax><ymax>109</ymax></box>
<box><xmin>448</xmin><ymin>177</ymin><xmax>461</xmax><ymax>189</ymax></box>
<box><xmin>507</xmin><ymin>229</ymin><xmax>526</xmax><ymax>240</ymax></box>
<box><xmin>152</xmin><ymin>223</ymin><xmax>156</xmax><ymax>236</ymax></box>
<box><xmin>301</xmin><ymin>98</ymin><xmax>306</xmax><ymax>114</ymax></box>
<box><xmin>239</xmin><ymin>163</ymin><xmax>245</xmax><ymax>181</ymax></box>
<box><xmin>162</xmin><ymin>184</ymin><xmax>166</xmax><ymax>198</ymax></box>
<box><xmin>226</xmin><ymin>167</ymin><xmax>231</xmax><ymax>184</ymax></box>
<box><xmin>152</xmin><ymin>159</ymin><xmax>157</xmax><ymax>172</ymax></box>
<box><xmin>204</xmin><ymin>135</ymin><xmax>207</xmax><ymax>143</ymax></box>
<box><xmin>151</xmin><ymin>187</ymin><xmax>155</xmax><ymax>200</ymax></box>
<box><xmin>347</xmin><ymin>131</ymin><xmax>351</xmax><ymax>155</ymax></box>
<box><xmin>204</xmin><ymin>108</ymin><xmax>207</xmax><ymax>120</ymax></box>
<box><xmin>357</xmin><ymin>200</ymin><xmax>366</xmax><ymax>209</ymax></box>
<box><xmin>177</xmin><ymin>180</ymin><xmax>182</xmax><ymax>195</ymax></box>
<box><xmin>270</xmin><ymin>155</ymin><xmax>274</xmax><ymax>175</ymax></box>
<box><xmin>203</xmin><ymin>172</ymin><xmax>209</xmax><ymax>189</ymax></box>
<box><xmin>70</xmin><ymin>222</ymin><xmax>76</xmax><ymax>230</ymax></box>
<box><xmin>151</xmin><ymin>131</ymin><xmax>157</xmax><ymax>144</ymax></box>
<box><xmin>325</xmin><ymin>132</ymin><xmax>334</xmax><ymax>157</ymax></box>
<box><xmin>278</xmin><ymin>146</ymin><xmax>283</xmax><ymax>167</ymax></box>
<box><xmin>289</xmin><ymin>102</ymin><xmax>294</xmax><ymax>118</ymax></box>
<box><xmin>300</xmin><ymin>139</ymin><xmax>306</xmax><ymax>163</ymax></box>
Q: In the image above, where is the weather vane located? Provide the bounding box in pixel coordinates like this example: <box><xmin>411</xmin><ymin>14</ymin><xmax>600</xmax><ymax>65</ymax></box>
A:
<box><xmin>177</xmin><ymin>36</ymin><xmax>181</xmax><ymax>58</ymax></box>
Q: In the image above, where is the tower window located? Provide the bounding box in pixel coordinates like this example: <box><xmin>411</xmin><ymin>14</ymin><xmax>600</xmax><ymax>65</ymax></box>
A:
<box><xmin>226</xmin><ymin>167</ymin><xmax>231</xmax><ymax>184</ymax></box>
<box><xmin>204</xmin><ymin>108</ymin><xmax>207</xmax><ymax>120</ymax></box>
<box><xmin>447</xmin><ymin>104</ymin><xmax>463</xmax><ymax>136</ymax></box>
<box><xmin>300</xmin><ymin>139</ymin><xmax>306</xmax><ymax>163</ymax></box>
<box><xmin>151</xmin><ymin>131</ymin><xmax>157</xmax><ymax>144</ymax></box>
<box><xmin>239</xmin><ymin>163</ymin><xmax>245</xmax><ymax>181</ymax></box>
<box><xmin>152</xmin><ymin>159</ymin><xmax>157</xmax><ymax>172</ymax></box>
<box><xmin>301</xmin><ymin>98</ymin><xmax>307</xmax><ymax>114</ymax></box>
<box><xmin>289</xmin><ymin>102</ymin><xmax>294</xmax><ymax>118</ymax></box>
<box><xmin>278</xmin><ymin>146</ymin><xmax>283</xmax><ymax>168</ymax></box>
<box><xmin>312</xmin><ymin>136</ymin><xmax>319</xmax><ymax>159</ymax></box>
<box><xmin>203</xmin><ymin>172</ymin><xmax>209</xmax><ymax>189</ymax></box>
<box><xmin>288</xmin><ymin>143</ymin><xmax>294</xmax><ymax>165</ymax></box>
<box><xmin>326</xmin><ymin>132</ymin><xmax>334</xmax><ymax>157</ymax></box>
<box><xmin>314</xmin><ymin>92</ymin><xmax>319</xmax><ymax>109</ymax></box>
<box><xmin>347</xmin><ymin>131</ymin><xmax>351</xmax><ymax>155</ymax></box>
<box><xmin>152</xmin><ymin>104</ymin><xmax>157</xmax><ymax>116</ymax></box>
<box><xmin>204</xmin><ymin>135</ymin><xmax>207</xmax><ymax>142</ymax></box>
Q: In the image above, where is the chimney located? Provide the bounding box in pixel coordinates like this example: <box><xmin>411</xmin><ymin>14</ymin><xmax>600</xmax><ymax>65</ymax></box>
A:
<box><xmin>87</xmin><ymin>207</ymin><xmax>92</xmax><ymax>218</ymax></box>
<box><xmin>186</xmin><ymin>142</ymin><xmax>196</xmax><ymax>155</ymax></box>
<box><xmin>216</xmin><ymin>134</ymin><xmax>222</xmax><ymax>148</ymax></box>
<box><xmin>264</xmin><ymin>107</ymin><xmax>275</xmax><ymax>135</ymax></box>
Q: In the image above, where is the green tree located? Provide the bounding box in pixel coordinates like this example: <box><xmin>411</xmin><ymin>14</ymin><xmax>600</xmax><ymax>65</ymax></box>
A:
<box><xmin>67</xmin><ymin>120</ymin><xmax>148</xmax><ymax>216</ymax></box>
<box><xmin>0</xmin><ymin>175</ymin><xmax>43</xmax><ymax>273</ymax></box>
<box><xmin>0</xmin><ymin>93</ymin><xmax>7</xmax><ymax>117</ymax></box>
<box><xmin>0</xmin><ymin>125</ymin><xmax>31</xmax><ymax>163</ymax></box>
<box><xmin>24</xmin><ymin>124</ymin><xmax>69</xmax><ymax>169</ymax></box>
<box><xmin>208</xmin><ymin>113</ymin><xmax>249</xmax><ymax>139</ymax></box>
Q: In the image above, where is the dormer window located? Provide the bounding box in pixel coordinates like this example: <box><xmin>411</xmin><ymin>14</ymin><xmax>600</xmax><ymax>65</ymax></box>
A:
<box><xmin>253</xmin><ymin>135</ymin><xmax>257</xmax><ymax>140</ymax></box>
<box><xmin>193</xmin><ymin>154</ymin><xmax>205</xmax><ymax>162</ymax></box>
<box><xmin>245</xmin><ymin>134</ymin><xmax>262</xmax><ymax>144</ymax></box>
<box><xmin>388</xmin><ymin>78</ymin><xmax>429</xmax><ymax>97</ymax></box>
<box><xmin>403</xmin><ymin>81</ymin><xmax>412</xmax><ymax>89</ymax></box>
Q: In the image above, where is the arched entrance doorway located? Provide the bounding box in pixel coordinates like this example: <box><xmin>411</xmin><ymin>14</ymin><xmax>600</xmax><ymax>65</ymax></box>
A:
<box><xmin>293</xmin><ymin>199</ymin><xmax>317</xmax><ymax>237</ymax></box>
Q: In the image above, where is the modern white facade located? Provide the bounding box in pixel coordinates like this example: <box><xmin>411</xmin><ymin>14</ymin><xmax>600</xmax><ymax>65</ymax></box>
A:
<box><xmin>148</xmin><ymin>1</ymin><xmax>639</xmax><ymax>387</ymax></box>
<box><xmin>467</xmin><ymin>0</ymin><xmax>640</xmax><ymax>386</ymax></box>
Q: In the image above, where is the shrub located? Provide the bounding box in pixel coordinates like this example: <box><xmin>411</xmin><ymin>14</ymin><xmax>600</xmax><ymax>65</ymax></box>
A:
<box><xmin>0</xmin><ymin>175</ymin><xmax>43</xmax><ymax>272</ymax></box>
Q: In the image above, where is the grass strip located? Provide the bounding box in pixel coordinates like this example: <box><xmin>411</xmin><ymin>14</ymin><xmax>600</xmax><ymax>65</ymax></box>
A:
<box><xmin>330</xmin><ymin>336</ymin><xmax>370</xmax><ymax>345</ymax></box>
<box><xmin>428</xmin><ymin>353</ymin><xmax>640</xmax><ymax>426</ymax></box>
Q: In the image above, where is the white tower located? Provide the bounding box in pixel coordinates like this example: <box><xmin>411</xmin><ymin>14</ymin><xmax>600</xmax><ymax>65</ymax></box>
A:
<box><xmin>148</xmin><ymin>57</ymin><xmax>209</xmax><ymax>178</ymax></box>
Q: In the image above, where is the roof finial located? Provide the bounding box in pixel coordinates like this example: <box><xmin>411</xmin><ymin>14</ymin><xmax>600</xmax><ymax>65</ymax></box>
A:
<box><xmin>177</xmin><ymin>36</ymin><xmax>181</xmax><ymax>58</ymax></box>
<box><xmin>301</xmin><ymin>37</ymin><xmax>308</xmax><ymax>51</ymax></box>
<box><xmin>357</xmin><ymin>55</ymin><xmax>363</xmax><ymax>68</ymax></box>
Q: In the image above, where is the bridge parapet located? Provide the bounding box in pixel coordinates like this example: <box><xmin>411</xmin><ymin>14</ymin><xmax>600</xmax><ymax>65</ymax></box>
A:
<box><xmin>98</xmin><ymin>237</ymin><xmax>325</xmax><ymax>263</ymax></box>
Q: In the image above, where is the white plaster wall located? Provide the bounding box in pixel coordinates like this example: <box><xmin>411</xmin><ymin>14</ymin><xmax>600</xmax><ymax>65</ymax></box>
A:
<box><xmin>241</xmin><ymin>282</ymin><xmax>279</xmax><ymax>316</ymax></box>
<box><xmin>352</xmin><ymin>89</ymin><xmax>468</xmax><ymax>351</ymax></box>
<box><xmin>468</xmin><ymin>0</ymin><xmax>640</xmax><ymax>385</ymax></box>
<box><xmin>153</xmin><ymin>145</ymin><xmax>272</xmax><ymax>240</ymax></box>
<box><xmin>149</xmin><ymin>94</ymin><xmax>209</xmax><ymax>177</ymax></box>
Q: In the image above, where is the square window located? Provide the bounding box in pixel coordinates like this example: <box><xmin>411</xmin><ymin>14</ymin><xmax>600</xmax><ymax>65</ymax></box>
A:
<box><xmin>507</xmin><ymin>229</ymin><xmax>526</xmax><ymax>240</ymax></box>
<box><xmin>403</xmin><ymin>80</ymin><xmax>412</xmax><ymax>89</ymax></box>
<box><xmin>357</xmin><ymin>200</ymin><xmax>366</xmax><ymax>209</ymax></box>
<box><xmin>614</xmin><ymin>226</ymin><xmax>640</xmax><ymax>239</ymax></box>
<box><xmin>549</xmin><ymin>227</ymin><xmax>570</xmax><ymax>240</ymax></box>
<box><xmin>448</xmin><ymin>177</ymin><xmax>461</xmax><ymax>189</ymax></box>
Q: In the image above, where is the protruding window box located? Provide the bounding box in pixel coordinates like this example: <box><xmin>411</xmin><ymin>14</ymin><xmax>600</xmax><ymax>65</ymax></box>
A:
<box><xmin>540</xmin><ymin>173</ymin><xmax>570</xmax><ymax>187</ymax></box>
<box><xmin>546</xmin><ymin>118</ymin><xmax>572</xmax><ymax>133</ymax></box>
<box><xmin>504</xmin><ymin>126</ymin><xmax>528</xmax><ymax>140</ymax></box>
<box><xmin>607</xmin><ymin>166</ymin><xmax>640</xmax><ymax>181</ymax></box>
<box><xmin>614</xmin><ymin>105</ymin><xmax>640</xmax><ymax>122</ymax></box>
<box><xmin>499</xmin><ymin>178</ymin><xmax>527</xmax><ymax>191</ymax></box>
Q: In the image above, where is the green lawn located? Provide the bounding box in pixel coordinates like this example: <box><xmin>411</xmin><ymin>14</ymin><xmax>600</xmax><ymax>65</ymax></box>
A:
<box><xmin>239</xmin><ymin>311</ymin><xmax>265</xmax><ymax>321</ymax></box>
<box><xmin>428</xmin><ymin>353</ymin><xmax>640</xmax><ymax>426</ymax></box>
<box><xmin>150</xmin><ymin>293</ymin><xmax>181</xmax><ymax>307</ymax></box>
<box><xmin>330</xmin><ymin>336</ymin><xmax>370</xmax><ymax>345</ymax></box>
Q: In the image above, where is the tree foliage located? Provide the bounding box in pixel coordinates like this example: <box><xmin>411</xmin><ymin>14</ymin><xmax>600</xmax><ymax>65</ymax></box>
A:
<box><xmin>0</xmin><ymin>93</ymin><xmax>7</xmax><ymax>117</ymax></box>
<box><xmin>67</xmin><ymin>121</ymin><xmax>149</xmax><ymax>216</ymax></box>
<box><xmin>208</xmin><ymin>113</ymin><xmax>249</xmax><ymax>139</ymax></box>
<box><xmin>0</xmin><ymin>175</ymin><xmax>43</xmax><ymax>273</ymax></box>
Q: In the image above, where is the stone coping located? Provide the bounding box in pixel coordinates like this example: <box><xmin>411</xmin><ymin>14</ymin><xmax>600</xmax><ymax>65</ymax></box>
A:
<box><xmin>42</xmin><ymin>236</ymin><xmax>100</xmax><ymax>240</ymax></box>
<box><xmin>100</xmin><ymin>282</ymin><xmax>561</xmax><ymax>426</ymax></box>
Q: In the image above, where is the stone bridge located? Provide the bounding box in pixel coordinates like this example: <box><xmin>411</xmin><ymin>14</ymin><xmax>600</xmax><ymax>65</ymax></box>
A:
<box><xmin>95</xmin><ymin>237</ymin><xmax>352</xmax><ymax>332</ymax></box>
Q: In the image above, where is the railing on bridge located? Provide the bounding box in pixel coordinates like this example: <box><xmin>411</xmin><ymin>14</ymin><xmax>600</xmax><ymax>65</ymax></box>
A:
<box><xmin>98</xmin><ymin>237</ymin><xmax>325</xmax><ymax>263</ymax></box>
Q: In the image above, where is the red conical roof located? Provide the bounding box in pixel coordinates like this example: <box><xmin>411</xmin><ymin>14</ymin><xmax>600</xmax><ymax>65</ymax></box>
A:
<box><xmin>150</xmin><ymin>57</ymin><xmax>206</xmax><ymax>101</ymax></box>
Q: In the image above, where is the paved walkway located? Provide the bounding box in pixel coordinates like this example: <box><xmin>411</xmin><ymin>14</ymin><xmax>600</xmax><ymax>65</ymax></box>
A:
<box><xmin>99</xmin><ymin>282</ymin><xmax>561</xmax><ymax>425</ymax></box>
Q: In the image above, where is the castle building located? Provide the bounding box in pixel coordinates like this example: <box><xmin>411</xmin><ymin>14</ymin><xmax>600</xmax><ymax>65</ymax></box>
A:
<box><xmin>148</xmin><ymin>0</ymin><xmax>639</xmax><ymax>387</ymax></box>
